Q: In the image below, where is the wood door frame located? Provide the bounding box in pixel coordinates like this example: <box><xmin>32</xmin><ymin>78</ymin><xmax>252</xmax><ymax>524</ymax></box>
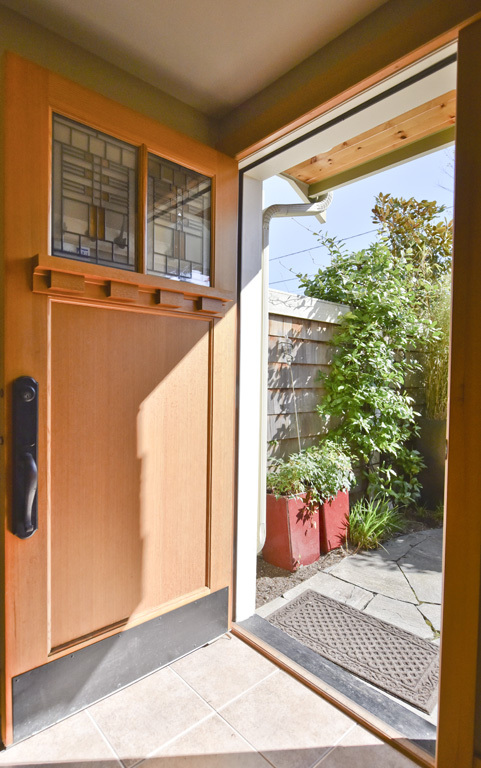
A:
<box><xmin>1</xmin><ymin>52</ymin><xmax>238</xmax><ymax>746</ymax></box>
<box><xmin>435</xmin><ymin>18</ymin><xmax>481</xmax><ymax>767</ymax></box>
<box><xmin>235</xmin><ymin>42</ymin><xmax>457</xmax><ymax>622</ymax></box>
<box><xmin>235</xmin><ymin>19</ymin><xmax>481</xmax><ymax>768</ymax></box>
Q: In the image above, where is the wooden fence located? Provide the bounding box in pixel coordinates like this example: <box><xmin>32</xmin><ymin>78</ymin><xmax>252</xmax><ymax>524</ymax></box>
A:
<box><xmin>267</xmin><ymin>289</ymin><xmax>348</xmax><ymax>461</ymax></box>
<box><xmin>267</xmin><ymin>288</ymin><xmax>426</xmax><ymax>463</ymax></box>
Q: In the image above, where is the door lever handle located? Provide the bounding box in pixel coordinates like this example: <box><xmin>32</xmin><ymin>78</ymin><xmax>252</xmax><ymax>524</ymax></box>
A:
<box><xmin>22</xmin><ymin>452</ymin><xmax>37</xmax><ymax>535</ymax></box>
<box><xmin>12</xmin><ymin>377</ymin><xmax>39</xmax><ymax>539</ymax></box>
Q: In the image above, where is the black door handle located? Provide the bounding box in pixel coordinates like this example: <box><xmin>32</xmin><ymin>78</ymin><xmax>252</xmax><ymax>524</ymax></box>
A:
<box><xmin>21</xmin><ymin>452</ymin><xmax>38</xmax><ymax>535</ymax></box>
<box><xmin>12</xmin><ymin>377</ymin><xmax>39</xmax><ymax>539</ymax></box>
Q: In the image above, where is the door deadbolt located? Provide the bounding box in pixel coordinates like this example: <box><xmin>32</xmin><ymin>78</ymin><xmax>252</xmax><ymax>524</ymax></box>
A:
<box><xmin>20</xmin><ymin>385</ymin><xmax>36</xmax><ymax>403</ymax></box>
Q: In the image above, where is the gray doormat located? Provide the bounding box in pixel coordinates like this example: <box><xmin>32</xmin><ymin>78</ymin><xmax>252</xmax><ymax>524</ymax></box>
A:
<box><xmin>268</xmin><ymin>590</ymin><xmax>439</xmax><ymax>713</ymax></box>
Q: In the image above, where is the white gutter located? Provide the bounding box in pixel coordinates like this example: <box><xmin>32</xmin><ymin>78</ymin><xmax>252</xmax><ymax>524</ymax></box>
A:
<box><xmin>257</xmin><ymin>192</ymin><xmax>333</xmax><ymax>553</ymax></box>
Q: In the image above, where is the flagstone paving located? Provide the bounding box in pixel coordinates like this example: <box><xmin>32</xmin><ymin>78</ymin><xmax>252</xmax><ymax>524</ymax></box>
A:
<box><xmin>418</xmin><ymin>602</ymin><xmax>442</xmax><ymax>633</ymax></box>
<box><xmin>256</xmin><ymin>528</ymin><xmax>443</xmax><ymax>644</ymax></box>
<box><xmin>363</xmin><ymin>594</ymin><xmax>434</xmax><ymax>639</ymax></box>
<box><xmin>255</xmin><ymin>528</ymin><xmax>443</xmax><ymax>726</ymax></box>
<box><xmin>322</xmin><ymin>551</ymin><xmax>418</xmax><ymax>604</ymax></box>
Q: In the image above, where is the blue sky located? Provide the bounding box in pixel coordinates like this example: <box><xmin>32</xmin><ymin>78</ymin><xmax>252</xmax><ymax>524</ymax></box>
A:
<box><xmin>264</xmin><ymin>146</ymin><xmax>455</xmax><ymax>294</ymax></box>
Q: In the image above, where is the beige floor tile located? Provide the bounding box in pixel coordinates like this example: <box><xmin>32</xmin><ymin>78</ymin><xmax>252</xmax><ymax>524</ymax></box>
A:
<box><xmin>219</xmin><ymin>670</ymin><xmax>355</xmax><ymax>768</ymax></box>
<box><xmin>171</xmin><ymin>634</ymin><xmax>277</xmax><ymax>709</ymax></box>
<box><xmin>0</xmin><ymin>710</ymin><xmax>119</xmax><ymax>768</ymax></box>
<box><xmin>315</xmin><ymin>725</ymin><xmax>418</xmax><ymax>767</ymax></box>
<box><xmin>141</xmin><ymin>713</ymin><xmax>271</xmax><ymax>767</ymax></box>
<box><xmin>89</xmin><ymin>666</ymin><xmax>212</xmax><ymax>767</ymax></box>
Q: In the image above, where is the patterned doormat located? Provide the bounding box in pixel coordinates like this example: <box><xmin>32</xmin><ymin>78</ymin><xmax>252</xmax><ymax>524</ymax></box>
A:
<box><xmin>268</xmin><ymin>590</ymin><xmax>439</xmax><ymax>713</ymax></box>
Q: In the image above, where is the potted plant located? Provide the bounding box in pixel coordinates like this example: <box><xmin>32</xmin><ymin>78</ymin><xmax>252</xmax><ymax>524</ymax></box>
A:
<box><xmin>264</xmin><ymin>439</ymin><xmax>355</xmax><ymax>571</ymax></box>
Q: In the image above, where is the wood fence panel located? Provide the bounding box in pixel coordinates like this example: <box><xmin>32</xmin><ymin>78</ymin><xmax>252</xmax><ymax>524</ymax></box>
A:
<box><xmin>267</xmin><ymin>293</ymin><xmax>347</xmax><ymax>461</ymax></box>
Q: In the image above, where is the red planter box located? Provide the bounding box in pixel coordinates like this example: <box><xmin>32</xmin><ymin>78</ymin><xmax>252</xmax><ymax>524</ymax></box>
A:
<box><xmin>319</xmin><ymin>490</ymin><xmax>349</xmax><ymax>553</ymax></box>
<box><xmin>263</xmin><ymin>493</ymin><xmax>320</xmax><ymax>572</ymax></box>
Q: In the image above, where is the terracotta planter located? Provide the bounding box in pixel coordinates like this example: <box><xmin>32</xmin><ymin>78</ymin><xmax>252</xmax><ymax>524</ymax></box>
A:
<box><xmin>319</xmin><ymin>490</ymin><xmax>349</xmax><ymax>553</ymax></box>
<box><xmin>263</xmin><ymin>493</ymin><xmax>320</xmax><ymax>572</ymax></box>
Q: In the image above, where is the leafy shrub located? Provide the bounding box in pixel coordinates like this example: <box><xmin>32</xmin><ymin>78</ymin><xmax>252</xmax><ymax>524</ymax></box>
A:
<box><xmin>372</xmin><ymin>193</ymin><xmax>452</xmax><ymax>421</ymax></box>
<box><xmin>266</xmin><ymin>438</ymin><xmax>355</xmax><ymax>507</ymax></box>
<box><xmin>296</xmin><ymin>193</ymin><xmax>454</xmax><ymax>507</ymax></box>
<box><xmin>298</xmin><ymin>238</ymin><xmax>429</xmax><ymax>506</ymax></box>
<box><xmin>372</xmin><ymin>193</ymin><xmax>452</xmax><ymax>281</ymax></box>
<box><xmin>348</xmin><ymin>497</ymin><xmax>404</xmax><ymax>550</ymax></box>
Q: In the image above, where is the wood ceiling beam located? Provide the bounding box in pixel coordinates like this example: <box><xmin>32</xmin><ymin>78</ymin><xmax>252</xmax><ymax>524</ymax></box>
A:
<box><xmin>283</xmin><ymin>90</ymin><xmax>456</xmax><ymax>187</ymax></box>
<box><xmin>306</xmin><ymin>125</ymin><xmax>455</xmax><ymax>198</ymax></box>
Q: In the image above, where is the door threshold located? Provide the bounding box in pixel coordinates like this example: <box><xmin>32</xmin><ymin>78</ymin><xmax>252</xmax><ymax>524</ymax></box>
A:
<box><xmin>232</xmin><ymin>615</ymin><xmax>436</xmax><ymax>768</ymax></box>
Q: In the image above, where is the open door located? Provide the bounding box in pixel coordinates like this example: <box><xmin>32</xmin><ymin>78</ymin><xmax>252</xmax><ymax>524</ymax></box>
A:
<box><xmin>436</xmin><ymin>16</ymin><xmax>481</xmax><ymax>768</ymax></box>
<box><xmin>234</xmin><ymin>23</ymin><xmax>481</xmax><ymax>767</ymax></box>
<box><xmin>1</xmin><ymin>54</ymin><xmax>237</xmax><ymax>746</ymax></box>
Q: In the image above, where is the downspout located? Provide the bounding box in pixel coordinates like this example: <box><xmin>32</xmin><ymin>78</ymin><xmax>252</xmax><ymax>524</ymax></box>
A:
<box><xmin>258</xmin><ymin>192</ymin><xmax>333</xmax><ymax>553</ymax></box>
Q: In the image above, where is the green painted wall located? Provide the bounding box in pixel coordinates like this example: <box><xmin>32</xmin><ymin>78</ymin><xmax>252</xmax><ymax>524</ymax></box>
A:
<box><xmin>0</xmin><ymin>5</ymin><xmax>215</xmax><ymax>146</ymax></box>
<box><xmin>218</xmin><ymin>0</ymin><xmax>480</xmax><ymax>156</ymax></box>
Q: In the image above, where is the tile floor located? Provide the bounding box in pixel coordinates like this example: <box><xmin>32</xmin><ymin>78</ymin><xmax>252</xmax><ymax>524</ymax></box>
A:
<box><xmin>0</xmin><ymin>634</ymin><xmax>419</xmax><ymax>768</ymax></box>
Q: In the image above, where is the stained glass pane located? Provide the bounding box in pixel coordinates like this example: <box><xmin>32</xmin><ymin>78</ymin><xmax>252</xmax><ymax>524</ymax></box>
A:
<box><xmin>52</xmin><ymin>114</ymin><xmax>137</xmax><ymax>270</ymax></box>
<box><xmin>147</xmin><ymin>154</ymin><xmax>211</xmax><ymax>286</ymax></box>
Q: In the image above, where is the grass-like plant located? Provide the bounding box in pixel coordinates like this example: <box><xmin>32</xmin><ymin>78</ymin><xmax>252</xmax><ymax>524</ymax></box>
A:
<box><xmin>348</xmin><ymin>496</ymin><xmax>404</xmax><ymax>550</ymax></box>
<box><xmin>423</xmin><ymin>271</ymin><xmax>451</xmax><ymax>420</ymax></box>
<box><xmin>411</xmin><ymin>501</ymin><xmax>444</xmax><ymax>525</ymax></box>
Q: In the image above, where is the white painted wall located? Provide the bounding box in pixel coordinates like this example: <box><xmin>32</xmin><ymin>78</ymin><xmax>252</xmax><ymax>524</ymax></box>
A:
<box><xmin>235</xmin><ymin>173</ymin><xmax>264</xmax><ymax>621</ymax></box>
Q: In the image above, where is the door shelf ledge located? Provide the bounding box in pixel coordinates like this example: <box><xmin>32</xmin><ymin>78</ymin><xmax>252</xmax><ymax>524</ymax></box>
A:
<box><xmin>32</xmin><ymin>255</ymin><xmax>233</xmax><ymax>317</ymax></box>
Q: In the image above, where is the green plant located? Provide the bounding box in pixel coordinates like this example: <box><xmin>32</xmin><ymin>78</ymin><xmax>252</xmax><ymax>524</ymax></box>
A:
<box><xmin>266</xmin><ymin>438</ymin><xmax>355</xmax><ymax>507</ymax></box>
<box><xmin>423</xmin><ymin>271</ymin><xmax>451</xmax><ymax>419</ymax></box>
<box><xmin>298</xmin><ymin>238</ymin><xmax>429</xmax><ymax>506</ymax></box>
<box><xmin>372</xmin><ymin>193</ymin><xmax>452</xmax><ymax>281</ymax></box>
<box><xmin>372</xmin><ymin>193</ymin><xmax>452</xmax><ymax>421</ymax></box>
<box><xmin>348</xmin><ymin>496</ymin><xmax>404</xmax><ymax>550</ymax></box>
<box><xmin>434</xmin><ymin>502</ymin><xmax>444</xmax><ymax>522</ymax></box>
<box><xmin>411</xmin><ymin>501</ymin><xmax>444</xmax><ymax>524</ymax></box>
<box><xmin>411</xmin><ymin>503</ymin><xmax>431</xmax><ymax>520</ymax></box>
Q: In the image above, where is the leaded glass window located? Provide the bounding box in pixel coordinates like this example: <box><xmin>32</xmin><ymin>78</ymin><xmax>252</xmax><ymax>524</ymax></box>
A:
<box><xmin>52</xmin><ymin>114</ymin><xmax>137</xmax><ymax>270</ymax></box>
<box><xmin>147</xmin><ymin>154</ymin><xmax>211</xmax><ymax>286</ymax></box>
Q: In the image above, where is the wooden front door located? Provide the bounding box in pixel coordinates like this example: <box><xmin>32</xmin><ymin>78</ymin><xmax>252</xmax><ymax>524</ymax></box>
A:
<box><xmin>1</xmin><ymin>53</ymin><xmax>237</xmax><ymax>745</ymax></box>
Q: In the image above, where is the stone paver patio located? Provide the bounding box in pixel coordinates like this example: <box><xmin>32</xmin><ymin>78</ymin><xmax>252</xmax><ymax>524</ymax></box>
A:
<box><xmin>256</xmin><ymin>528</ymin><xmax>443</xmax><ymax>719</ymax></box>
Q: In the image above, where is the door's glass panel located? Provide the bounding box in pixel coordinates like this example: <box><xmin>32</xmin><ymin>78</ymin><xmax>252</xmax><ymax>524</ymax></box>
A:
<box><xmin>52</xmin><ymin>114</ymin><xmax>137</xmax><ymax>270</ymax></box>
<box><xmin>147</xmin><ymin>154</ymin><xmax>211</xmax><ymax>286</ymax></box>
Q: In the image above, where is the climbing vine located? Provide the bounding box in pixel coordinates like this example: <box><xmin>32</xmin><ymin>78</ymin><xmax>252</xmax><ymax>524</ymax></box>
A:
<box><xmin>297</xmin><ymin>193</ymin><xmax>449</xmax><ymax>507</ymax></box>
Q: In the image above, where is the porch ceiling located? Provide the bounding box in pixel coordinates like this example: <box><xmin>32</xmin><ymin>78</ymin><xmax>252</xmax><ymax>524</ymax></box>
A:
<box><xmin>282</xmin><ymin>90</ymin><xmax>456</xmax><ymax>196</ymax></box>
<box><xmin>1</xmin><ymin>0</ymin><xmax>388</xmax><ymax>117</ymax></box>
